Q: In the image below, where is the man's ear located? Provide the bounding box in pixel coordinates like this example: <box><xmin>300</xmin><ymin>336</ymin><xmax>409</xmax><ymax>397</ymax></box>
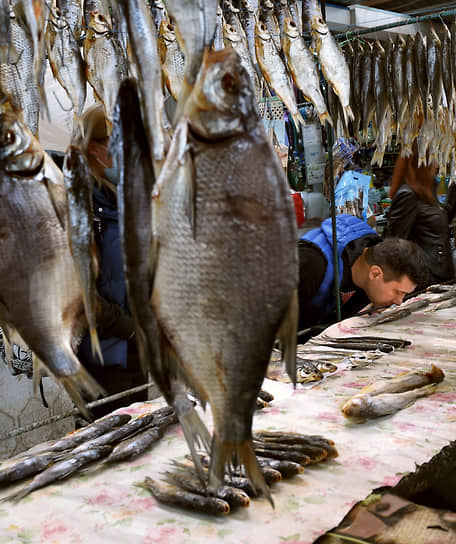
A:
<box><xmin>368</xmin><ymin>264</ymin><xmax>383</xmax><ymax>281</ymax></box>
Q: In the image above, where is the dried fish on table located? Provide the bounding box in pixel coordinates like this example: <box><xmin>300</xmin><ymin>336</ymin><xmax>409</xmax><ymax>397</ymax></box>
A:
<box><xmin>158</xmin><ymin>20</ymin><xmax>184</xmax><ymax>102</ymax></box>
<box><xmin>164</xmin><ymin>470</ymin><xmax>250</xmax><ymax>508</ymax></box>
<box><xmin>317</xmin><ymin>335</ymin><xmax>411</xmax><ymax>349</ymax></box>
<box><xmin>253</xmin><ymin>439</ymin><xmax>327</xmax><ymax>464</ymax></box>
<box><xmin>359</xmin><ymin>299</ymin><xmax>431</xmax><ymax>327</ymax></box>
<box><xmin>258</xmin><ymin>389</ymin><xmax>274</xmax><ymax>403</ymax></box>
<box><xmin>103</xmin><ymin>413</ymin><xmax>177</xmax><ymax>464</ymax></box>
<box><xmin>45</xmin><ymin>6</ymin><xmax>86</xmax><ymax>120</ymax></box>
<box><xmin>46</xmin><ymin>413</ymin><xmax>132</xmax><ymax>453</ymax></box>
<box><xmin>4</xmin><ymin>445</ymin><xmax>113</xmax><ymax>502</ymax></box>
<box><xmin>282</xmin><ymin>17</ymin><xmax>332</xmax><ymax>127</ymax></box>
<box><xmin>150</xmin><ymin>46</ymin><xmax>298</xmax><ymax>504</ymax></box>
<box><xmin>255</xmin><ymin>20</ymin><xmax>304</xmax><ymax>128</ymax></box>
<box><xmin>342</xmin><ymin>384</ymin><xmax>439</xmax><ymax>422</ymax></box>
<box><xmin>0</xmin><ymin>98</ymin><xmax>104</xmax><ymax>418</ymax></box>
<box><xmin>0</xmin><ymin>452</ymin><xmax>63</xmax><ymax>486</ymax></box>
<box><xmin>256</xmin><ymin>457</ymin><xmax>304</xmax><ymax>478</ymax></box>
<box><xmin>267</xmin><ymin>357</ymin><xmax>322</xmax><ymax>384</ymax></box>
<box><xmin>358</xmin><ymin>365</ymin><xmax>444</xmax><ymax>397</ymax></box>
<box><xmin>140</xmin><ymin>477</ymin><xmax>230</xmax><ymax>516</ymax></box>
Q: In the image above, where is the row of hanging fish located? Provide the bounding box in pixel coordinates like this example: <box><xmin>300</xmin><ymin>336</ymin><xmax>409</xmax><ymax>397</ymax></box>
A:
<box><xmin>337</xmin><ymin>20</ymin><xmax>456</xmax><ymax>173</ymax></box>
<box><xmin>0</xmin><ymin>0</ymin><xmax>300</xmax><ymax>509</ymax></box>
<box><xmin>0</xmin><ymin>0</ymin><xmax>354</xmax><ymax>143</ymax></box>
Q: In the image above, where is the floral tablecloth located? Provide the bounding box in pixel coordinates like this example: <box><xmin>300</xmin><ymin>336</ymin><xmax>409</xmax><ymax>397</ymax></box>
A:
<box><xmin>0</xmin><ymin>296</ymin><xmax>455</xmax><ymax>544</ymax></box>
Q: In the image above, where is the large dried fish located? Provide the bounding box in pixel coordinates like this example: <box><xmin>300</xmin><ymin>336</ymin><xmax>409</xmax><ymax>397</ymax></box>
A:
<box><xmin>151</xmin><ymin>48</ymin><xmax>298</xmax><ymax>504</ymax></box>
<box><xmin>414</xmin><ymin>31</ymin><xmax>429</xmax><ymax>121</ymax></box>
<box><xmin>0</xmin><ymin>98</ymin><xmax>103</xmax><ymax>417</ymax></box>
<box><xmin>427</xmin><ymin>24</ymin><xmax>442</xmax><ymax>120</ymax></box>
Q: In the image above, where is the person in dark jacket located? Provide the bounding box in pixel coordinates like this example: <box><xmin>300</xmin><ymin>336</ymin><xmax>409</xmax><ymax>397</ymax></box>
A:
<box><xmin>298</xmin><ymin>214</ymin><xmax>428</xmax><ymax>335</ymax></box>
<box><xmin>76</xmin><ymin>106</ymin><xmax>147</xmax><ymax>417</ymax></box>
<box><xmin>384</xmin><ymin>144</ymin><xmax>456</xmax><ymax>285</ymax></box>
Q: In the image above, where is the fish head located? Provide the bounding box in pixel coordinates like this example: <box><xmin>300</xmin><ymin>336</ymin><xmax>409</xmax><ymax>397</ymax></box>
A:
<box><xmin>223</xmin><ymin>23</ymin><xmax>241</xmax><ymax>44</ymax></box>
<box><xmin>0</xmin><ymin>105</ymin><xmax>36</xmax><ymax>164</ymax></box>
<box><xmin>48</xmin><ymin>6</ymin><xmax>69</xmax><ymax>31</ymax></box>
<box><xmin>88</xmin><ymin>11</ymin><xmax>111</xmax><ymax>33</ymax></box>
<box><xmin>159</xmin><ymin>20</ymin><xmax>176</xmax><ymax>43</ymax></box>
<box><xmin>342</xmin><ymin>394</ymin><xmax>369</xmax><ymax>419</ymax></box>
<box><xmin>310</xmin><ymin>15</ymin><xmax>329</xmax><ymax>37</ymax></box>
<box><xmin>283</xmin><ymin>18</ymin><xmax>299</xmax><ymax>39</ymax></box>
<box><xmin>184</xmin><ymin>48</ymin><xmax>258</xmax><ymax>140</ymax></box>
<box><xmin>255</xmin><ymin>21</ymin><xmax>272</xmax><ymax>42</ymax></box>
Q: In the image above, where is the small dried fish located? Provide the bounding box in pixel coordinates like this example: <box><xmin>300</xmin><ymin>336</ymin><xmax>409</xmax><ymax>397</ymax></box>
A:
<box><xmin>258</xmin><ymin>389</ymin><xmax>274</xmax><ymax>403</ymax></box>
<box><xmin>253</xmin><ymin>438</ymin><xmax>327</xmax><ymax>463</ymax></box>
<box><xmin>256</xmin><ymin>457</ymin><xmax>304</xmax><ymax>478</ymax></box>
<box><xmin>253</xmin><ymin>446</ymin><xmax>311</xmax><ymax>466</ymax></box>
<box><xmin>342</xmin><ymin>384</ymin><xmax>439</xmax><ymax>422</ymax></box>
<box><xmin>0</xmin><ymin>452</ymin><xmax>62</xmax><ymax>486</ymax></box>
<box><xmin>140</xmin><ymin>477</ymin><xmax>230</xmax><ymax>516</ymax></box>
<box><xmin>4</xmin><ymin>445</ymin><xmax>112</xmax><ymax>501</ymax></box>
<box><xmin>361</xmin><ymin>299</ymin><xmax>430</xmax><ymax>327</ymax></box>
<box><xmin>164</xmin><ymin>470</ymin><xmax>250</xmax><ymax>508</ymax></box>
<box><xmin>359</xmin><ymin>365</ymin><xmax>444</xmax><ymax>397</ymax></box>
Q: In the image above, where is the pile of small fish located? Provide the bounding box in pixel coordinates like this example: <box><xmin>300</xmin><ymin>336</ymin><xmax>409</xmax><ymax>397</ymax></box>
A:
<box><xmin>340</xmin><ymin>20</ymin><xmax>456</xmax><ymax>172</ymax></box>
<box><xmin>341</xmin><ymin>364</ymin><xmax>444</xmax><ymax>422</ymax></box>
<box><xmin>268</xmin><ymin>348</ymin><xmax>338</xmax><ymax>384</ymax></box>
<box><xmin>0</xmin><ymin>406</ymin><xmax>177</xmax><ymax>501</ymax></box>
<box><xmin>140</xmin><ymin>430</ymin><xmax>338</xmax><ymax>516</ymax></box>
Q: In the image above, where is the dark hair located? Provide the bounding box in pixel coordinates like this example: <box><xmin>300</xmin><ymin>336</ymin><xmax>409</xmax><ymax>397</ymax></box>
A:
<box><xmin>364</xmin><ymin>238</ymin><xmax>428</xmax><ymax>287</ymax></box>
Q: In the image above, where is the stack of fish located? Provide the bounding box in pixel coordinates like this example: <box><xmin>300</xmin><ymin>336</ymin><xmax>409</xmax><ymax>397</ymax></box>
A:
<box><xmin>0</xmin><ymin>406</ymin><xmax>177</xmax><ymax>501</ymax></box>
<box><xmin>140</xmin><ymin>430</ymin><xmax>338</xmax><ymax>516</ymax></box>
<box><xmin>342</xmin><ymin>21</ymin><xmax>456</xmax><ymax>173</ymax></box>
<box><xmin>341</xmin><ymin>365</ymin><xmax>445</xmax><ymax>422</ymax></box>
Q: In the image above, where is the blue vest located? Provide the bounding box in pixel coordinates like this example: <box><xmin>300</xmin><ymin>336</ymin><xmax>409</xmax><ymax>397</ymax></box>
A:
<box><xmin>301</xmin><ymin>214</ymin><xmax>377</xmax><ymax>317</ymax></box>
<box><xmin>78</xmin><ymin>187</ymin><xmax>128</xmax><ymax>368</ymax></box>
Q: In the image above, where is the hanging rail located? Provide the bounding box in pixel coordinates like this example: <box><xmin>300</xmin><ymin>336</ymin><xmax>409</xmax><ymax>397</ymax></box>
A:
<box><xmin>334</xmin><ymin>6</ymin><xmax>456</xmax><ymax>42</ymax></box>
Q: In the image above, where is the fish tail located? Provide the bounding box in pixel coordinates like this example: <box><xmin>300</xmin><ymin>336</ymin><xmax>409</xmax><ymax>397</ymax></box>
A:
<box><xmin>370</xmin><ymin>149</ymin><xmax>385</xmax><ymax>168</ymax></box>
<box><xmin>343</xmin><ymin>104</ymin><xmax>354</xmax><ymax>126</ymax></box>
<box><xmin>60</xmin><ymin>368</ymin><xmax>105</xmax><ymax>421</ymax></box>
<box><xmin>428</xmin><ymin>365</ymin><xmax>445</xmax><ymax>384</ymax></box>
<box><xmin>2</xmin><ymin>484</ymin><xmax>33</xmax><ymax>503</ymax></box>
<box><xmin>208</xmin><ymin>437</ymin><xmax>274</xmax><ymax>508</ymax></box>
<box><xmin>88</xmin><ymin>328</ymin><xmax>104</xmax><ymax>366</ymax></box>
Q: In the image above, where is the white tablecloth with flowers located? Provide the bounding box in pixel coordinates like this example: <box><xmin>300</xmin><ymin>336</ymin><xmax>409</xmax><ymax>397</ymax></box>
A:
<box><xmin>1</xmin><ymin>293</ymin><xmax>455</xmax><ymax>544</ymax></box>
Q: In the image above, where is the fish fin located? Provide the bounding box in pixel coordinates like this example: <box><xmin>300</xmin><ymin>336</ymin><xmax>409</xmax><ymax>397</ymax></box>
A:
<box><xmin>43</xmin><ymin>177</ymin><xmax>66</xmax><ymax>230</ymax></box>
<box><xmin>208</xmin><ymin>437</ymin><xmax>274</xmax><ymax>508</ymax></box>
<box><xmin>276</xmin><ymin>288</ymin><xmax>298</xmax><ymax>386</ymax></box>
<box><xmin>175</xmin><ymin>398</ymin><xmax>211</xmax><ymax>484</ymax></box>
<box><xmin>291</xmin><ymin>109</ymin><xmax>306</xmax><ymax>129</ymax></box>
<box><xmin>342</xmin><ymin>104</ymin><xmax>355</xmax><ymax>127</ymax></box>
<box><xmin>59</xmin><ymin>367</ymin><xmax>105</xmax><ymax>421</ymax></box>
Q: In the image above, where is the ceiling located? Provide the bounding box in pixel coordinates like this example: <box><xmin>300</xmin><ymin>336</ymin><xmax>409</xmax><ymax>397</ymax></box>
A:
<box><xmin>327</xmin><ymin>0</ymin><xmax>456</xmax><ymax>16</ymax></box>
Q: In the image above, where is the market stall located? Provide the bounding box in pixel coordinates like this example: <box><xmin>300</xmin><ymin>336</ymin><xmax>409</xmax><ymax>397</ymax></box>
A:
<box><xmin>0</xmin><ymin>294</ymin><xmax>455</xmax><ymax>543</ymax></box>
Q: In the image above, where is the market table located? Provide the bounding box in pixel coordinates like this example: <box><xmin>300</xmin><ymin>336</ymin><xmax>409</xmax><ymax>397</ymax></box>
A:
<box><xmin>0</xmin><ymin>293</ymin><xmax>455</xmax><ymax>544</ymax></box>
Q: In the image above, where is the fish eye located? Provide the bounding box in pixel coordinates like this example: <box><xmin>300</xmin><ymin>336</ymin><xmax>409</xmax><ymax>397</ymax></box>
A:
<box><xmin>1</xmin><ymin>129</ymin><xmax>15</xmax><ymax>146</ymax></box>
<box><xmin>221</xmin><ymin>73</ymin><xmax>237</xmax><ymax>94</ymax></box>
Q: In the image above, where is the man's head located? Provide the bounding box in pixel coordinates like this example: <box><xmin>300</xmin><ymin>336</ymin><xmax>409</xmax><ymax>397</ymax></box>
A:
<box><xmin>359</xmin><ymin>238</ymin><xmax>428</xmax><ymax>307</ymax></box>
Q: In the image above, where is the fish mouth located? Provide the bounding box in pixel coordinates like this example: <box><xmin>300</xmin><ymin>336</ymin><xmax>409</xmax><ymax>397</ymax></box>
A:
<box><xmin>4</xmin><ymin>151</ymin><xmax>45</xmax><ymax>177</ymax></box>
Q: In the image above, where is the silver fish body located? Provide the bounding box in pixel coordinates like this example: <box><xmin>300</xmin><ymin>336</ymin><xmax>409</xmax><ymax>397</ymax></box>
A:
<box><xmin>0</xmin><ymin>11</ymin><xmax>39</xmax><ymax>134</ymax></box>
<box><xmin>46</xmin><ymin>6</ymin><xmax>86</xmax><ymax>118</ymax></box>
<box><xmin>359</xmin><ymin>365</ymin><xmax>444</xmax><ymax>397</ymax></box>
<box><xmin>151</xmin><ymin>48</ymin><xmax>298</xmax><ymax>503</ymax></box>
<box><xmin>56</xmin><ymin>0</ymin><xmax>83</xmax><ymax>41</ymax></box>
<box><xmin>150</xmin><ymin>0</ymin><xmax>167</xmax><ymax>33</ymax></box>
<box><xmin>414</xmin><ymin>32</ymin><xmax>428</xmax><ymax>120</ymax></box>
<box><xmin>83</xmin><ymin>12</ymin><xmax>129</xmax><ymax>123</ymax></box>
<box><xmin>427</xmin><ymin>25</ymin><xmax>442</xmax><ymax>119</ymax></box>
<box><xmin>0</xmin><ymin>102</ymin><xmax>103</xmax><ymax>418</ymax></box>
<box><xmin>238</xmin><ymin>0</ymin><xmax>257</xmax><ymax>66</ymax></box>
<box><xmin>282</xmin><ymin>17</ymin><xmax>331</xmax><ymax>127</ymax></box>
<box><xmin>255</xmin><ymin>20</ymin><xmax>304</xmax><ymax>127</ymax></box>
<box><xmin>259</xmin><ymin>0</ymin><xmax>281</xmax><ymax>51</ymax></box>
<box><xmin>342</xmin><ymin>384</ymin><xmax>438</xmax><ymax>421</ymax></box>
<box><xmin>310</xmin><ymin>10</ymin><xmax>353</xmax><ymax>127</ymax></box>
<box><xmin>158</xmin><ymin>20</ymin><xmax>184</xmax><ymax>101</ymax></box>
